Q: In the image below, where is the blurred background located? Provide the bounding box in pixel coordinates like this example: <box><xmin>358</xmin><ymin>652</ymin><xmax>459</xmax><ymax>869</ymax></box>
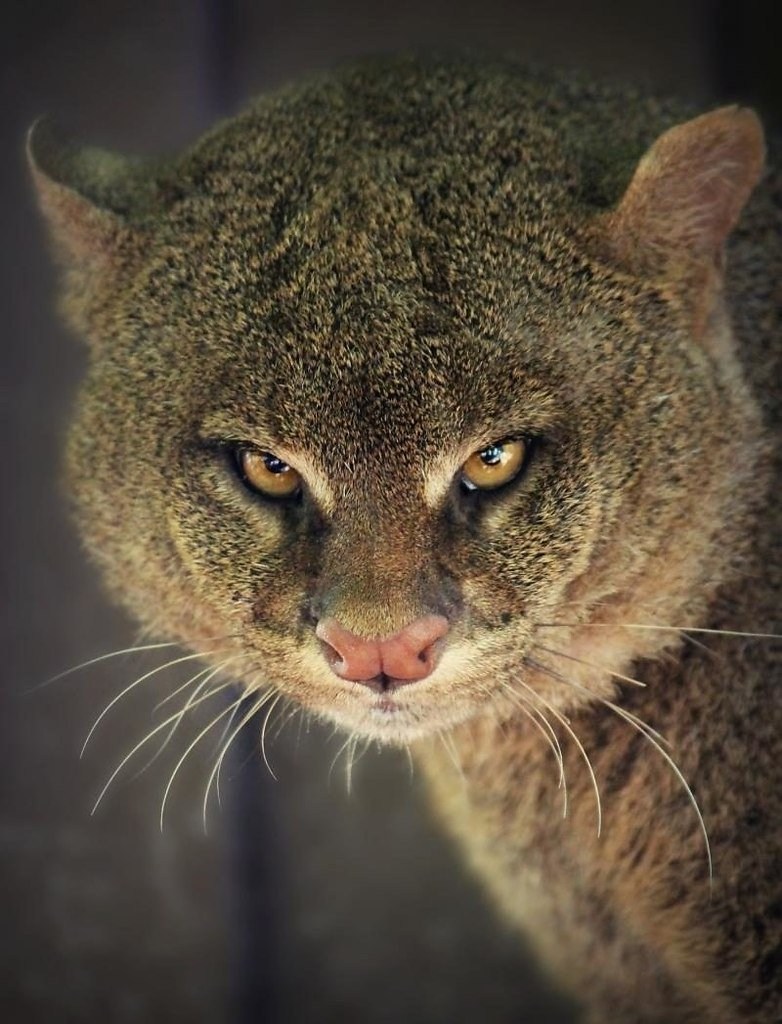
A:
<box><xmin>1</xmin><ymin>2</ymin><xmax>778</xmax><ymax>1022</ymax></box>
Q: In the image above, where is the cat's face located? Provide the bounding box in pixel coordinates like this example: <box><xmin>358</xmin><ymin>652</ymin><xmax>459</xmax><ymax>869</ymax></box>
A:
<box><xmin>33</xmin><ymin>61</ymin><xmax>765</xmax><ymax>745</ymax></box>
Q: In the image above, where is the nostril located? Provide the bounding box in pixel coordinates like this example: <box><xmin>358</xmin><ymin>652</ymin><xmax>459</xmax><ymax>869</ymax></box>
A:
<box><xmin>317</xmin><ymin>636</ymin><xmax>342</xmax><ymax>673</ymax></box>
<box><xmin>315</xmin><ymin>617</ymin><xmax>383</xmax><ymax>682</ymax></box>
<box><xmin>378</xmin><ymin>614</ymin><xmax>450</xmax><ymax>682</ymax></box>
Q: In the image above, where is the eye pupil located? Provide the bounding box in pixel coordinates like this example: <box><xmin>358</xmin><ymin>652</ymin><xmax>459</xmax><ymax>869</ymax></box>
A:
<box><xmin>480</xmin><ymin>445</ymin><xmax>504</xmax><ymax>466</ymax></box>
<box><xmin>263</xmin><ymin>454</ymin><xmax>289</xmax><ymax>474</ymax></box>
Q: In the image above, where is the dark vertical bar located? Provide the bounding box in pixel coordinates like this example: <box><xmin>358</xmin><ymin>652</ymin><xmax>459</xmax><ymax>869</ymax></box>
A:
<box><xmin>710</xmin><ymin>0</ymin><xmax>781</xmax><ymax>129</ymax></box>
<box><xmin>200</xmin><ymin>0</ymin><xmax>242</xmax><ymax>118</ymax></box>
<box><xmin>225</xmin><ymin>695</ymin><xmax>283</xmax><ymax>1024</ymax></box>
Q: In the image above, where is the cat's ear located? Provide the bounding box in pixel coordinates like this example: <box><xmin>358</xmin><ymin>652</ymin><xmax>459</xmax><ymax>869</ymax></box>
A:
<box><xmin>27</xmin><ymin>118</ymin><xmax>155</xmax><ymax>274</ymax></box>
<box><xmin>606</xmin><ymin>106</ymin><xmax>765</xmax><ymax>277</ymax></box>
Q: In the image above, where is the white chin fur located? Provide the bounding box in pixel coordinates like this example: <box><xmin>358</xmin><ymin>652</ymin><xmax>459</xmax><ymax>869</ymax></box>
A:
<box><xmin>322</xmin><ymin>698</ymin><xmax>474</xmax><ymax>746</ymax></box>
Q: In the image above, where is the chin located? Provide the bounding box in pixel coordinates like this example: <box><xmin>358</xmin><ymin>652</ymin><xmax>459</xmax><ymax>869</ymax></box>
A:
<box><xmin>320</xmin><ymin>690</ymin><xmax>479</xmax><ymax>746</ymax></box>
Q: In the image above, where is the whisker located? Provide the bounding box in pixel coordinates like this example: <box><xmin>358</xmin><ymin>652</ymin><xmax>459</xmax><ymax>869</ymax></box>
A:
<box><xmin>80</xmin><ymin>650</ymin><xmax>225</xmax><ymax>758</ymax></box>
<box><xmin>30</xmin><ymin>633</ymin><xmax>240</xmax><ymax>693</ymax></box>
<box><xmin>137</xmin><ymin>656</ymin><xmax>250</xmax><ymax>777</ymax></box>
<box><xmin>535</xmin><ymin>622</ymin><xmax>782</xmax><ymax>640</ymax></box>
<box><xmin>526</xmin><ymin>657</ymin><xmax>711</xmax><ymax>882</ymax></box>
<box><xmin>279</xmin><ymin>703</ymin><xmax>307</xmax><ymax>752</ymax></box>
<box><xmin>159</xmin><ymin>693</ymin><xmax>249</xmax><ymax>831</ymax></box>
<box><xmin>342</xmin><ymin>734</ymin><xmax>372</xmax><ymax>793</ymax></box>
<box><xmin>294</xmin><ymin>706</ymin><xmax>308</xmax><ymax>752</ymax></box>
<box><xmin>35</xmin><ymin>641</ymin><xmax>183</xmax><ymax>692</ymax></box>
<box><xmin>329</xmin><ymin>733</ymin><xmax>354</xmax><ymax>786</ymax></box>
<box><xmin>603</xmin><ymin>698</ymin><xmax>713</xmax><ymax>886</ymax></box>
<box><xmin>214</xmin><ymin>687</ymin><xmax>246</xmax><ymax>808</ymax></box>
<box><xmin>153</xmin><ymin>666</ymin><xmax>217</xmax><ymax>713</ymax></box>
<box><xmin>526</xmin><ymin>654</ymin><xmax>669</xmax><ymax>747</ymax></box>
<box><xmin>513</xmin><ymin>672</ymin><xmax>602</xmax><ymax>837</ymax></box>
<box><xmin>268</xmin><ymin>701</ymin><xmax>302</xmax><ymax>744</ymax></box>
<box><xmin>128</xmin><ymin>666</ymin><xmax>221</xmax><ymax>782</ymax></box>
<box><xmin>259</xmin><ymin>693</ymin><xmax>283</xmax><ymax>781</ymax></box>
<box><xmin>436</xmin><ymin>730</ymin><xmax>464</xmax><ymax>785</ymax></box>
<box><xmin>403</xmin><ymin>742</ymin><xmax>414</xmax><ymax>781</ymax></box>
<box><xmin>497</xmin><ymin>681</ymin><xmax>567</xmax><ymax>818</ymax></box>
<box><xmin>536</xmin><ymin>644</ymin><xmax>646</xmax><ymax>689</ymax></box>
<box><xmin>202</xmin><ymin>687</ymin><xmax>280</xmax><ymax>827</ymax></box>
<box><xmin>91</xmin><ymin>681</ymin><xmax>233</xmax><ymax>815</ymax></box>
<box><xmin>345</xmin><ymin>734</ymin><xmax>359</xmax><ymax>795</ymax></box>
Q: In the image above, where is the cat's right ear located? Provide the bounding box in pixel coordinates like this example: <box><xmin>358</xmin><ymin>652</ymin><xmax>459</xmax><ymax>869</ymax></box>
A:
<box><xmin>603</xmin><ymin>106</ymin><xmax>765</xmax><ymax>283</ymax></box>
<box><xmin>27</xmin><ymin>118</ymin><xmax>153</xmax><ymax>276</ymax></box>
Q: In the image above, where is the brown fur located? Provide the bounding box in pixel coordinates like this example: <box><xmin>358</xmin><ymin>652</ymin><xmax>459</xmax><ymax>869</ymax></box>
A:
<box><xmin>30</xmin><ymin>56</ymin><xmax>781</xmax><ymax>1021</ymax></box>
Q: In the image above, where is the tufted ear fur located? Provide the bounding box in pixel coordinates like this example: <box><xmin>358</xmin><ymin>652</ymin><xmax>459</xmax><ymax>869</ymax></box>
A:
<box><xmin>606</xmin><ymin>106</ymin><xmax>765</xmax><ymax>279</ymax></box>
<box><xmin>27</xmin><ymin>119</ymin><xmax>163</xmax><ymax>334</ymax></box>
<box><xmin>27</xmin><ymin>120</ymin><xmax>155</xmax><ymax>266</ymax></box>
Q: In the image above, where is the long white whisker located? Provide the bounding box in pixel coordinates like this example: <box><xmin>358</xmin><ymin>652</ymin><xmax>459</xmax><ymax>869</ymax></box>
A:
<box><xmin>514</xmin><ymin>674</ymin><xmax>602</xmax><ymax>837</ymax></box>
<box><xmin>214</xmin><ymin>688</ymin><xmax>246</xmax><ymax>808</ymax></box>
<box><xmin>259</xmin><ymin>694</ymin><xmax>283</xmax><ymax>781</ymax></box>
<box><xmin>399</xmin><ymin>740</ymin><xmax>413</xmax><ymax>781</ymax></box>
<box><xmin>525</xmin><ymin>657</ymin><xmax>704</xmax><ymax>874</ymax></box>
<box><xmin>34</xmin><ymin>641</ymin><xmax>185</xmax><ymax>692</ymax></box>
<box><xmin>527</xmin><ymin>653</ymin><xmax>669</xmax><ymax>746</ymax></box>
<box><xmin>154</xmin><ymin>666</ymin><xmax>217</xmax><ymax>712</ymax></box>
<box><xmin>345</xmin><ymin>734</ymin><xmax>358</xmax><ymax>795</ymax></box>
<box><xmin>32</xmin><ymin>633</ymin><xmax>240</xmax><ymax>693</ymax></box>
<box><xmin>128</xmin><ymin>666</ymin><xmax>222</xmax><ymax>782</ymax></box>
<box><xmin>159</xmin><ymin>694</ymin><xmax>249</xmax><ymax>831</ymax></box>
<box><xmin>139</xmin><ymin>659</ymin><xmax>246</xmax><ymax>775</ymax></box>
<box><xmin>80</xmin><ymin>650</ymin><xmax>223</xmax><ymax>758</ymax></box>
<box><xmin>604</xmin><ymin>698</ymin><xmax>713</xmax><ymax>886</ymax></box>
<box><xmin>342</xmin><ymin>734</ymin><xmax>371</xmax><ymax>794</ymax></box>
<box><xmin>268</xmin><ymin>702</ymin><xmax>301</xmax><ymax>744</ymax></box>
<box><xmin>202</xmin><ymin>688</ymin><xmax>280</xmax><ymax>827</ymax></box>
<box><xmin>329</xmin><ymin>734</ymin><xmax>354</xmax><ymax>785</ymax></box>
<box><xmin>535</xmin><ymin>622</ymin><xmax>782</xmax><ymax>640</ymax></box>
<box><xmin>498</xmin><ymin>681</ymin><xmax>567</xmax><ymax>818</ymax></box>
<box><xmin>536</xmin><ymin>644</ymin><xmax>646</xmax><ymax>688</ymax></box>
<box><xmin>91</xmin><ymin>682</ymin><xmax>232</xmax><ymax>815</ymax></box>
<box><xmin>436</xmin><ymin>730</ymin><xmax>463</xmax><ymax>785</ymax></box>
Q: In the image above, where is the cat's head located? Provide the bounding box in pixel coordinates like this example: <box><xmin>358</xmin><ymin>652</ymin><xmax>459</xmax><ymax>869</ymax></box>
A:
<box><xmin>30</xmin><ymin>60</ymin><xmax>766</xmax><ymax>745</ymax></box>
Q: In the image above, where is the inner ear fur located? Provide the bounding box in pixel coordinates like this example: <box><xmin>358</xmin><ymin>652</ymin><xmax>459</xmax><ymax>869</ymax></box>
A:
<box><xmin>605</xmin><ymin>106</ymin><xmax>765</xmax><ymax>279</ymax></box>
<box><xmin>27</xmin><ymin>118</ymin><xmax>158</xmax><ymax>272</ymax></box>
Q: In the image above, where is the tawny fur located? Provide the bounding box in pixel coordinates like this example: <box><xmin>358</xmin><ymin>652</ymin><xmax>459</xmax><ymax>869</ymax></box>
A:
<box><xmin>30</xmin><ymin>56</ymin><xmax>781</xmax><ymax>1022</ymax></box>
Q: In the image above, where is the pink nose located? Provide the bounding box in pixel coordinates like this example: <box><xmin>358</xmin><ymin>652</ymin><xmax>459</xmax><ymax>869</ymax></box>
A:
<box><xmin>315</xmin><ymin>614</ymin><xmax>449</xmax><ymax>688</ymax></box>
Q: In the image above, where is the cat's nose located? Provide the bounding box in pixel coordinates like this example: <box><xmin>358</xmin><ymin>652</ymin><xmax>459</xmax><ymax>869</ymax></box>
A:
<box><xmin>315</xmin><ymin>614</ymin><xmax>449</xmax><ymax>689</ymax></box>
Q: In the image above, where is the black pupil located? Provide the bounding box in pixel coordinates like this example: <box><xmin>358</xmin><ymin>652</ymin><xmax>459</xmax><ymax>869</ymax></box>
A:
<box><xmin>263</xmin><ymin>453</ymin><xmax>289</xmax><ymax>474</ymax></box>
<box><xmin>480</xmin><ymin>444</ymin><xmax>504</xmax><ymax>466</ymax></box>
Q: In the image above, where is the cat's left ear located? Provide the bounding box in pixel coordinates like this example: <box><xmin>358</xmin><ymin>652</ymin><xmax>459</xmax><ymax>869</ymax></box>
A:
<box><xmin>27</xmin><ymin>118</ymin><xmax>156</xmax><ymax>274</ymax></box>
<box><xmin>605</xmin><ymin>106</ymin><xmax>765</xmax><ymax>279</ymax></box>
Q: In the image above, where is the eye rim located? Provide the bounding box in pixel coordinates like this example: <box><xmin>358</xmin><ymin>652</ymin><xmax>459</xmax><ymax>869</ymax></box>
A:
<box><xmin>459</xmin><ymin>435</ymin><xmax>533</xmax><ymax>494</ymax></box>
<box><xmin>232</xmin><ymin>443</ymin><xmax>303</xmax><ymax>500</ymax></box>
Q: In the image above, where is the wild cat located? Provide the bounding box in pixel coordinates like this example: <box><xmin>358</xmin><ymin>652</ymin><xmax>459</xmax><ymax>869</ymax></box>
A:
<box><xmin>30</xmin><ymin>55</ymin><xmax>781</xmax><ymax>1022</ymax></box>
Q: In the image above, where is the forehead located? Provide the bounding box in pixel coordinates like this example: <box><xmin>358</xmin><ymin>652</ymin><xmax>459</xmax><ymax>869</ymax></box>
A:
<box><xmin>190</xmin><ymin>210</ymin><xmax>527</xmax><ymax>462</ymax></box>
<box><xmin>186</xmin><ymin>207</ymin><xmax>576</xmax><ymax>474</ymax></box>
<box><xmin>237</xmin><ymin>305</ymin><xmax>513</xmax><ymax>467</ymax></box>
<box><xmin>161</xmin><ymin>135</ymin><xmax>586</xmax><ymax>467</ymax></box>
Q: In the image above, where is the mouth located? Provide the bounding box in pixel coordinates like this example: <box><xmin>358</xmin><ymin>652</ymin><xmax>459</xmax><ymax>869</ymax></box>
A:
<box><xmin>293</xmin><ymin>646</ymin><xmax>485</xmax><ymax>744</ymax></box>
<box><xmin>351</xmin><ymin>672</ymin><xmax>420</xmax><ymax>695</ymax></box>
<box><xmin>369</xmin><ymin>694</ymin><xmax>405</xmax><ymax>715</ymax></box>
<box><xmin>318</xmin><ymin>679</ymin><xmax>478</xmax><ymax>746</ymax></box>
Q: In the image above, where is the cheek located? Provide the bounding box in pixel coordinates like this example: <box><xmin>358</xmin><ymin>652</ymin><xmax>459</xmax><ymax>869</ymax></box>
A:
<box><xmin>466</xmin><ymin>492</ymin><xmax>600</xmax><ymax>591</ymax></box>
<box><xmin>166</xmin><ymin>499</ymin><xmax>299</xmax><ymax>613</ymax></box>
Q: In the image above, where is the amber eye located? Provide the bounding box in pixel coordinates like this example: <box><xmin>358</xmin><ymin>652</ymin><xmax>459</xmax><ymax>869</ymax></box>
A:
<box><xmin>236</xmin><ymin>447</ymin><xmax>302</xmax><ymax>498</ymax></box>
<box><xmin>461</xmin><ymin>438</ymin><xmax>528</xmax><ymax>492</ymax></box>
